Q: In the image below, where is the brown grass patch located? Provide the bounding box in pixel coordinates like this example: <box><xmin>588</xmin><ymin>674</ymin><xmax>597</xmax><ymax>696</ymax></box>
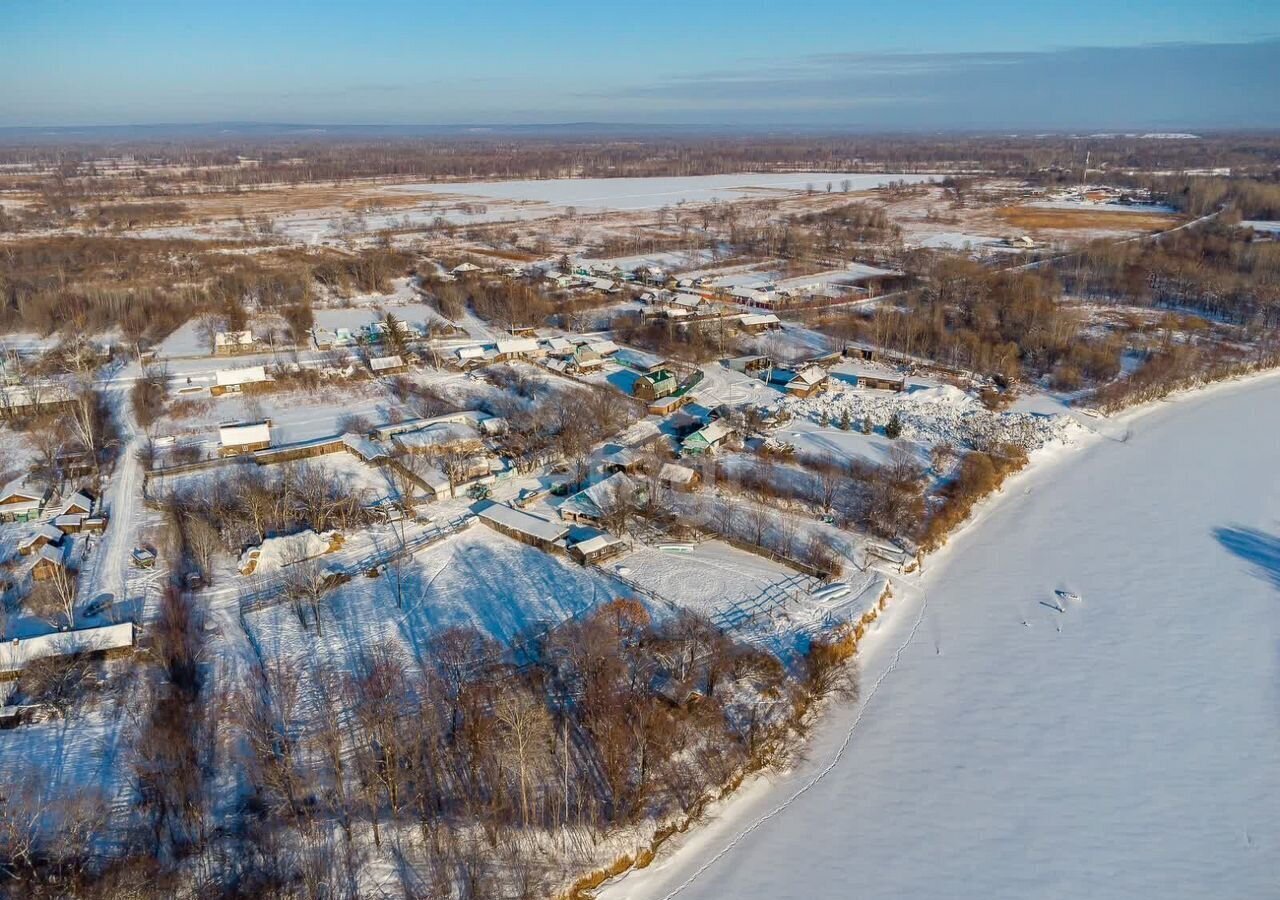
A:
<box><xmin>996</xmin><ymin>205</ymin><xmax>1179</xmax><ymax>233</ymax></box>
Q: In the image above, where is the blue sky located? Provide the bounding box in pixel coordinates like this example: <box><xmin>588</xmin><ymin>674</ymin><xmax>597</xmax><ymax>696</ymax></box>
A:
<box><xmin>3</xmin><ymin>0</ymin><xmax>1277</xmax><ymax>128</ymax></box>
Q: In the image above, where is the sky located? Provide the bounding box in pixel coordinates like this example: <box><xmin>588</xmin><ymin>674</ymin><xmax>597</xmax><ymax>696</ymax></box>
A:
<box><xmin>2</xmin><ymin>0</ymin><xmax>1278</xmax><ymax>130</ymax></box>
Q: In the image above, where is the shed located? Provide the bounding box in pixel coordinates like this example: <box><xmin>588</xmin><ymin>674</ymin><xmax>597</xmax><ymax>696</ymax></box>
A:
<box><xmin>219</xmin><ymin>420</ymin><xmax>272</xmax><ymax>455</ymax></box>
<box><xmin>725</xmin><ymin>355</ymin><xmax>771</xmax><ymax>375</ymax></box>
<box><xmin>568</xmin><ymin>533</ymin><xmax>626</xmax><ymax>564</ymax></box>
<box><xmin>212</xmin><ymin>365</ymin><xmax>269</xmax><ymax>396</ymax></box>
<box><xmin>369</xmin><ymin>354</ymin><xmax>407</xmax><ymax>375</ymax></box>
<box><xmin>658</xmin><ymin>463</ymin><xmax>700</xmax><ymax>491</ymax></box>
<box><xmin>0</xmin><ymin>623</ymin><xmax>135</xmax><ymax>679</ymax></box>
<box><xmin>477</xmin><ymin>502</ymin><xmax>569</xmax><ymax>551</ymax></box>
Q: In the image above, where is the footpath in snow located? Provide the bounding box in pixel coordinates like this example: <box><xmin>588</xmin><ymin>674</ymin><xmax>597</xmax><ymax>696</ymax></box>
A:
<box><xmin>600</xmin><ymin>372</ymin><xmax>1280</xmax><ymax>900</ymax></box>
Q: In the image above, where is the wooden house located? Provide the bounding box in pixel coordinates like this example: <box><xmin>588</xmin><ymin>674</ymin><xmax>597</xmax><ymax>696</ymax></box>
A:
<box><xmin>369</xmin><ymin>354</ymin><xmax>408</xmax><ymax>376</ymax></box>
<box><xmin>0</xmin><ymin>479</ymin><xmax>48</xmax><ymax>523</ymax></box>
<box><xmin>477</xmin><ymin>502</ymin><xmax>568</xmax><ymax>552</ymax></box>
<box><xmin>633</xmin><ymin>369</ymin><xmax>678</xmax><ymax>402</ymax></box>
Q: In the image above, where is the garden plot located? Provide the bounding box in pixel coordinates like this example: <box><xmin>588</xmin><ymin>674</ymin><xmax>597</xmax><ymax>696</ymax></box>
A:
<box><xmin>777</xmin><ymin>379</ymin><xmax>1077</xmax><ymax>455</ymax></box>
<box><xmin>160</xmin><ymin>381</ymin><xmax>408</xmax><ymax>446</ymax></box>
<box><xmin>611</xmin><ymin>539</ymin><xmax>883</xmax><ymax>652</ymax></box>
<box><xmin>243</xmin><ymin>525</ymin><xmax>626</xmax><ymax>667</ymax></box>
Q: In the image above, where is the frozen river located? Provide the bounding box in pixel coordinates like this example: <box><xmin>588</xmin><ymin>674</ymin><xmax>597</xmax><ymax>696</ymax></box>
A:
<box><xmin>603</xmin><ymin>373</ymin><xmax>1280</xmax><ymax>900</ymax></box>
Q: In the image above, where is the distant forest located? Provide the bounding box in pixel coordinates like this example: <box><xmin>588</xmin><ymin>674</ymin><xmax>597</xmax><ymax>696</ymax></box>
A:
<box><xmin>1</xmin><ymin>133</ymin><xmax>1277</xmax><ymax>198</ymax></box>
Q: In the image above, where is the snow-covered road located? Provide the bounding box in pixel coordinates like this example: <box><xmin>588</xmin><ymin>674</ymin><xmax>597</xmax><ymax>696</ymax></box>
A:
<box><xmin>601</xmin><ymin>372</ymin><xmax>1280</xmax><ymax>900</ymax></box>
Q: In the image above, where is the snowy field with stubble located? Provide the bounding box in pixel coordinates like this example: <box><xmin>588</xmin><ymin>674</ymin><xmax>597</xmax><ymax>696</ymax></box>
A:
<box><xmin>602</xmin><ymin>372</ymin><xmax>1280</xmax><ymax>900</ymax></box>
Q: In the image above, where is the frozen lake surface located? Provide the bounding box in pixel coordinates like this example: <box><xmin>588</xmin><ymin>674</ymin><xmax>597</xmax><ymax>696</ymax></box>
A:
<box><xmin>603</xmin><ymin>373</ymin><xmax>1280</xmax><ymax>900</ymax></box>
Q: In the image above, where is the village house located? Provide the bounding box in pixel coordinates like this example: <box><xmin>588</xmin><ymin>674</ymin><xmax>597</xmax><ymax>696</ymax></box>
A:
<box><xmin>219</xmin><ymin>420</ymin><xmax>272</xmax><ymax>456</ymax></box>
<box><xmin>494</xmin><ymin>337</ymin><xmax>541</xmax><ymax>361</ymax></box>
<box><xmin>30</xmin><ymin>542</ymin><xmax>69</xmax><ymax>582</ymax></box>
<box><xmin>785</xmin><ymin>366</ymin><xmax>830</xmax><ymax>398</ymax></box>
<box><xmin>851</xmin><ymin>370</ymin><xmax>906</xmax><ymax>392</ymax></box>
<box><xmin>558</xmin><ymin>473</ymin><xmax>644</xmax><ymax>525</ymax></box>
<box><xmin>477</xmin><ymin>502</ymin><xmax>569</xmax><ymax>552</ymax></box>
<box><xmin>632</xmin><ymin>368</ymin><xmax>678</xmax><ymax>402</ymax></box>
<box><xmin>568</xmin><ymin>343</ymin><xmax>604</xmax><ymax>373</ymax></box>
<box><xmin>369</xmin><ymin>354</ymin><xmax>408</xmax><ymax>375</ymax></box>
<box><xmin>451</xmin><ymin>261</ymin><xmax>482</xmax><ymax>275</ymax></box>
<box><xmin>0</xmin><ymin>479</ymin><xmax>49</xmax><ymax>523</ymax></box>
<box><xmin>18</xmin><ymin>523</ymin><xmax>63</xmax><ymax>557</ymax></box>
<box><xmin>614</xmin><ymin>348</ymin><xmax>668</xmax><ymax>376</ymax></box>
<box><xmin>391</xmin><ymin>420</ymin><xmax>484</xmax><ymax>456</ymax></box>
<box><xmin>658</xmin><ymin>462</ymin><xmax>701</xmax><ymax>491</ymax></box>
<box><xmin>568</xmin><ymin>532</ymin><xmax>627</xmax><ymax>565</ymax></box>
<box><xmin>211</xmin><ymin>364</ymin><xmax>269</xmax><ymax>397</ymax></box>
<box><xmin>58</xmin><ymin>490</ymin><xmax>94</xmax><ymax>517</ymax></box>
<box><xmin>738</xmin><ymin>313</ymin><xmax>782</xmax><ymax>334</ymax></box>
<box><xmin>681</xmin><ymin>419</ymin><xmax>737</xmax><ymax>456</ymax></box>
<box><xmin>0</xmin><ymin>622</ymin><xmax>135</xmax><ymax>680</ymax></box>
<box><xmin>0</xmin><ymin>383</ymin><xmax>76</xmax><ymax>420</ymax></box>
<box><xmin>601</xmin><ymin>448</ymin><xmax>643</xmax><ymax>475</ymax></box>
<box><xmin>214</xmin><ymin>330</ymin><xmax>258</xmax><ymax>356</ymax></box>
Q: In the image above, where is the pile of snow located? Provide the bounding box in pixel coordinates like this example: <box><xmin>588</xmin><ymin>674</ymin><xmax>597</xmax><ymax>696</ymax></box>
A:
<box><xmin>781</xmin><ymin>381</ymin><xmax>1075</xmax><ymax>452</ymax></box>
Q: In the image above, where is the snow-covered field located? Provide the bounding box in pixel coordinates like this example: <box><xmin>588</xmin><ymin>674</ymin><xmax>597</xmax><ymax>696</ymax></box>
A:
<box><xmin>386</xmin><ymin>173</ymin><xmax>937</xmax><ymax>212</ymax></box>
<box><xmin>245</xmin><ymin>524</ymin><xmax>625</xmax><ymax>664</ymax></box>
<box><xmin>601</xmin><ymin>372</ymin><xmax>1280</xmax><ymax>900</ymax></box>
<box><xmin>265</xmin><ymin>173</ymin><xmax>938</xmax><ymax>242</ymax></box>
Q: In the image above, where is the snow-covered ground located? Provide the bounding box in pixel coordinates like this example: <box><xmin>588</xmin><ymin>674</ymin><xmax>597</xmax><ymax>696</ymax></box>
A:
<box><xmin>385</xmin><ymin>173</ymin><xmax>937</xmax><ymax>213</ymax></box>
<box><xmin>245</xmin><ymin>524</ymin><xmax>626</xmax><ymax>663</ymax></box>
<box><xmin>601</xmin><ymin>372</ymin><xmax>1280</xmax><ymax>900</ymax></box>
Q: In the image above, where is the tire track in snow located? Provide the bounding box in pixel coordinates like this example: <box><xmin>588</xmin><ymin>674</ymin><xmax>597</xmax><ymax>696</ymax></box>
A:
<box><xmin>651</xmin><ymin>584</ymin><xmax>934</xmax><ymax>900</ymax></box>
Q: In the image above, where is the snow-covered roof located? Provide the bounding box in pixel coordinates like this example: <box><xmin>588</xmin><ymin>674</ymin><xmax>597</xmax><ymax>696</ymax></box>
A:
<box><xmin>0</xmin><ymin>477</ymin><xmax>44</xmax><ymax>505</ymax></box>
<box><xmin>588</xmin><ymin>339</ymin><xmax>619</xmax><ymax>356</ymax></box>
<box><xmin>61</xmin><ymin>491</ymin><xmax>94</xmax><ymax>514</ymax></box>
<box><xmin>495</xmin><ymin>337</ymin><xmax>539</xmax><ymax>355</ymax></box>
<box><xmin>659</xmin><ymin>463</ymin><xmax>697</xmax><ymax>485</ymax></box>
<box><xmin>215</xmin><ymin>365</ymin><xmax>268</xmax><ymax>388</ymax></box>
<box><xmin>456</xmin><ymin>345</ymin><xmax>487</xmax><ymax>360</ymax></box>
<box><xmin>478</xmin><ymin>502</ymin><xmax>568</xmax><ymax>543</ymax></box>
<box><xmin>392</xmin><ymin>422</ymin><xmax>481</xmax><ymax>453</ymax></box>
<box><xmin>341</xmin><ymin>433</ymin><xmax>388</xmax><ymax>461</ymax></box>
<box><xmin>572</xmin><ymin>533</ymin><xmax>624</xmax><ymax>556</ymax></box>
<box><xmin>685</xmin><ymin>419</ymin><xmax>735</xmax><ymax>447</ymax></box>
<box><xmin>0</xmin><ymin>623</ymin><xmax>134</xmax><ymax>674</ymax></box>
<box><xmin>790</xmin><ymin>365</ymin><xmax>829</xmax><ymax>388</ymax></box>
<box><xmin>740</xmin><ymin>313</ymin><xmax>781</xmax><ymax>328</ymax></box>
<box><xmin>239</xmin><ymin>529</ymin><xmax>337</xmax><ymax>575</ymax></box>
<box><xmin>673</xmin><ymin>293</ymin><xmax>704</xmax><ymax>309</ymax></box>
<box><xmin>369</xmin><ymin>354</ymin><xmax>406</xmax><ymax>372</ymax></box>
<box><xmin>220</xmin><ymin>420</ymin><xmax>271</xmax><ymax>447</ymax></box>
<box><xmin>19</xmin><ymin>523</ymin><xmax>63</xmax><ymax>549</ymax></box>
<box><xmin>544</xmin><ymin>337</ymin><xmax>574</xmax><ymax>353</ymax></box>
<box><xmin>559</xmin><ymin>472</ymin><xmax>636</xmax><ymax>520</ymax></box>
<box><xmin>34</xmin><ymin>542</ymin><xmax>66</xmax><ymax>567</ymax></box>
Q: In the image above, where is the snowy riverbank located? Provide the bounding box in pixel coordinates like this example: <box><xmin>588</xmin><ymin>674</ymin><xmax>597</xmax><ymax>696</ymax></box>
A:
<box><xmin>598</xmin><ymin>368</ymin><xmax>1280</xmax><ymax>900</ymax></box>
